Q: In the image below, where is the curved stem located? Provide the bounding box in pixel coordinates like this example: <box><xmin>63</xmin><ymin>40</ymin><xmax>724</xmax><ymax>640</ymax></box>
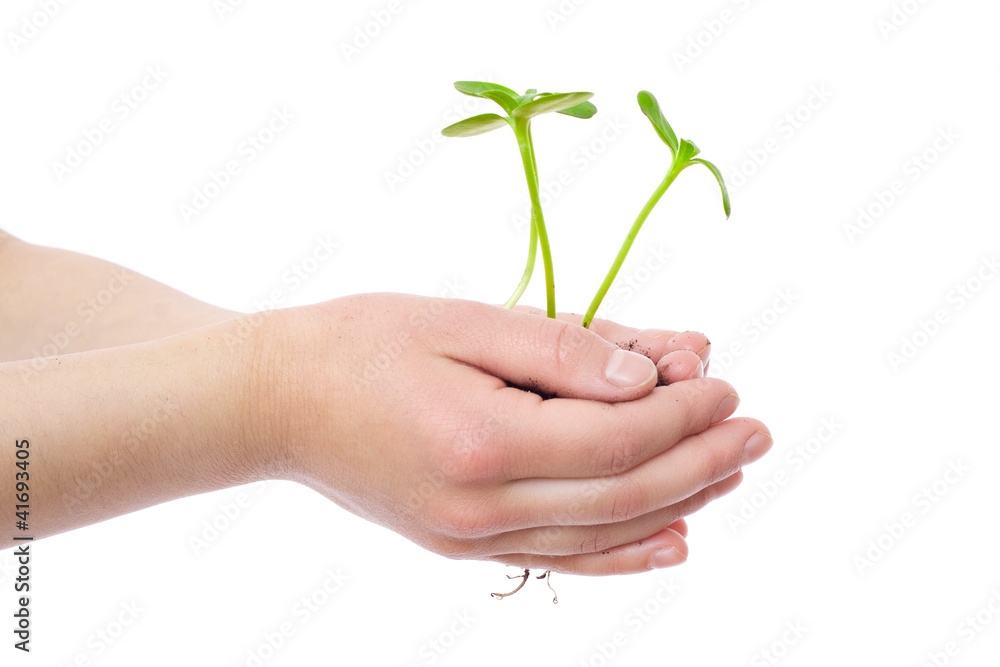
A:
<box><xmin>504</xmin><ymin>211</ymin><xmax>537</xmax><ymax>309</ymax></box>
<box><xmin>582</xmin><ymin>163</ymin><xmax>682</xmax><ymax>328</ymax></box>
<box><xmin>514</xmin><ymin>119</ymin><xmax>556</xmax><ymax>318</ymax></box>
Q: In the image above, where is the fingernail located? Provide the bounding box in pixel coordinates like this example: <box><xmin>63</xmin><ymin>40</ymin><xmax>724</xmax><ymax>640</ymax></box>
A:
<box><xmin>605</xmin><ymin>349</ymin><xmax>656</xmax><ymax>389</ymax></box>
<box><xmin>711</xmin><ymin>393</ymin><xmax>740</xmax><ymax>424</ymax></box>
<box><xmin>649</xmin><ymin>546</ymin><xmax>686</xmax><ymax>569</ymax></box>
<box><xmin>685</xmin><ymin>359</ymin><xmax>705</xmax><ymax>380</ymax></box>
<box><xmin>697</xmin><ymin>341</ymin><xmax>711</xmax><ymax>362</ymax></box>
<box><xmin>742</xmin><ymin>431</ymin><xmax>773</xmax><ymax>466</ymax></box>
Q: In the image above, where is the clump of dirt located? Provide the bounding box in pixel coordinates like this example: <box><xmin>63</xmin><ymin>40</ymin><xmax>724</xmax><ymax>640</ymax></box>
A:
<box><xmin>617</xmin><ymin>338</ymin><xmax>655</xmax><ymax>358</ymax></box>
<box><xmin>506</xmin><ymin>378</ymin><xmax>557</xmax><ymax>400</ymax></box>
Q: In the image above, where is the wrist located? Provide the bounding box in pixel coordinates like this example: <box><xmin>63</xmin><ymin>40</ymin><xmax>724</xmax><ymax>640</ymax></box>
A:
<box><xmin>227</xmin><ymin>307</ymin><xmax>311</xmax><ymax>485</ymax></box>
<box><xmin>236</xmin><ymin>300</ymin><xmax>357</xmax><ymax>490</ymax></box>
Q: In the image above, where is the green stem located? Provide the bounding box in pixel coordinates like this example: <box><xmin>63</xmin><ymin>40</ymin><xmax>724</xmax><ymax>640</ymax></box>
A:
<box><xmin>503</xmin><ymin>211</ymin><xmax>537</xmax><ymax>308</ymax></box>
<box><xmin>514</xmin><ymin>118</ymin><xmax>556</xmax><ymax>318</ymax></box>
<box><xmin>582</xmin><ymin>162</ymin><xmax>682</xmax><ymax>328</ymax></box>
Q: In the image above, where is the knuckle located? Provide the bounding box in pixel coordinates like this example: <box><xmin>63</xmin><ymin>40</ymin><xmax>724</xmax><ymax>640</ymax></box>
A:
<box><xmin>693</xmin><ymin>432</ymin><xmax>742</xmax><ymax>484</ymax></box>
<box><xmin>606</xmin><ymin>432</ymin><xmax>638</xmax><ymax>477</ymax></box>
<box><xmin>429</xmin><ymin>414</ymin><xmax>506</xmax><ymax>485</ymax></box>
<box><xmin>429</xmin><ymin>495</ymin><xmax>500</xmax><ymax>541</ymax></box>
<box><xmin>606</xmin><ymin>475</ymin><xmax>649</xmax><ymax>524</ymax></box>
<box><xmin>592</xmin><ymin>408</ymin><xmax>638</xmax><ymax>477</ymax></box>
<box><xmin>676</xmin><ymin>378</ymin><xmax>730</xmax><ymax>432</ymax></box>
<box><xmin>538</xmin><ymin>319</ymin><xmax>592</xmax><ymax>375</ymax></box>
<box><xmin>580</xmin><ymin>526</ymin><xmax>620</xmax><ymax>555</ymax></box>
<box><xmin>527</xmin><ymin>524</ymin><xmax>564</xmax><ymax>555</ymax></box>
<box><xmin>424</xmin><ymin>533</ymin><xmax>473</xmax><ymax>561</ymax></box>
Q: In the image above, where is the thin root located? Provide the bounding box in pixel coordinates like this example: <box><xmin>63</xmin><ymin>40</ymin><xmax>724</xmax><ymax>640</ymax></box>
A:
<box><xmin>491</xmin><ymin>569</ymin><xmax>530</xmax><ymax>600</ymax></box>
<box><xmin>538</xmin><ymin>570</ymin><xmax>558</xmax><ymax>604</ymax></box>
<box><xmin>491</xmin><ymin>568</ymin><xmax>559</xmax><ymax>603</ymax></box>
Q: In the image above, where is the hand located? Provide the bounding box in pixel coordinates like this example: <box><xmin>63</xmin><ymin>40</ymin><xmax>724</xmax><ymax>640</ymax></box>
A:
<box><xmin>250</xmin><ymin>294</ymin><xmax>771</xmax><ymax>575</ymax></box>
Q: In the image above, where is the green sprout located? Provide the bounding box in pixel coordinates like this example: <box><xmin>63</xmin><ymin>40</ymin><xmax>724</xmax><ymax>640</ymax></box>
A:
<box><xmin>442</xmin><ymin>81</ymin><xmax>597</xmax><ymax>318</ymax></box>
<box><xmin>580</xmin><ymin>90</ymin><xmax>730</xmax><ymax>328</ymax></box>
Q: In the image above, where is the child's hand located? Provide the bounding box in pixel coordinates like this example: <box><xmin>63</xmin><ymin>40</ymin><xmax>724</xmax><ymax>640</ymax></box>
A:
<box><xmin>251</xmin><ymin>294</ymin><xmax>770</xmax><ymax>575</ymax></box>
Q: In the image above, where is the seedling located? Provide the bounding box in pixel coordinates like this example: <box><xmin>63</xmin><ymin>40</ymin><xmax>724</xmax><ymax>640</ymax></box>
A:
<box><xmin>442</xmin><ymin>82</ymin><xmax>597</xmax><ymax>318</ymax></box>
<box><xmin>581</xmin><ymin>90</ymin><xmax>730</xmax><ymax>327</ymax></box>
<box><xmin>442</xmin><ymin>83</ymin><xmax>731</xmax><ymax>601</ymax></box>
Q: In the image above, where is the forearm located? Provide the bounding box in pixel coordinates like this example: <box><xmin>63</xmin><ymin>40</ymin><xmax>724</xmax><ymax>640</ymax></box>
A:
<box><xmin>0</xmin><ymin>231</ymin><xmax>239</xmax><ymax>361</ymax></box>
<box><xmin>0</xmin><ymin>318</ymin><xmax>271</xmax><ymax>549</ymax></box>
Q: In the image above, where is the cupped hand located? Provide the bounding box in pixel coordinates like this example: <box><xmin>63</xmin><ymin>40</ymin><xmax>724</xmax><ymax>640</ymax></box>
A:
<box><xmin>250</xmin><ymin>294</ymin><xmax>770</xmax><ymax>575</ymax></box>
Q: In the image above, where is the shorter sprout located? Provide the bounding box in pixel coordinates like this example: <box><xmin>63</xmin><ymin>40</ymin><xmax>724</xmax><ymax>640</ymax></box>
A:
<box><xmin>581</xmin><ymin>91</ymin><xmax>731</xmax><ymax>329</ymax></box>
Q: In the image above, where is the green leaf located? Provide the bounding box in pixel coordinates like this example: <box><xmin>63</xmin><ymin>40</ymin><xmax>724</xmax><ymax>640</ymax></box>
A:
<box><xmin>637</xmin><ymin>91</ymin><xmax>678</xmax><ymax>153</ymax></box>
<box><xmin>454</xmin><ymin>81</ymin><xmax>518</xmax><ymax>98</ymax></box>
<box><xmin>558</xmin><ymin>101</ymin><xmax>598</xmax><ymax>119</ymax></box>
<box><xmin>511</xmin><ymin>92</ymin><xmax>594</xmax><ymax>120</ymax></box>
<box><xmin>690</xmin><ymin>158</ymin><xmax>731</xmax><ymax>219</ymax></box>
<box><xmin>441</xmin><ymin>113</ymin><xmax>510</xmax><ymax>138</ymax></box>
<box><xmin>453</xmin><ymin>81</ymin><xmax>519</xmax><ymax>114</ymax></box>
<box><xmin>676</xmin><ymin>139</ymin><xmax>701</xmax><ymax>163</ymax></box>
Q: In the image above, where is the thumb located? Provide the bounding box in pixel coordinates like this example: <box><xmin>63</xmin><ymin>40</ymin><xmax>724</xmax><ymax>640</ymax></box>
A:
<box><xmin>439</xmin><ymin>301</ymin><xmax>658</xmax><ymax>401</ymax></box>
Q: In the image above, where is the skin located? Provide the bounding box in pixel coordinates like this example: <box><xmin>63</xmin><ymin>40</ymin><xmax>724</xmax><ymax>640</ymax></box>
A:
<box><xmin>0</xmin><ymin>231</ymin><xmax>771</xmax><ymax>575</ymax></box>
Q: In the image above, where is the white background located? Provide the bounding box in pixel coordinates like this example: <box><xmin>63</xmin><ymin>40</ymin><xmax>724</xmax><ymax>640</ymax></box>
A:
<box><xmin>2</xmin><ymin>0</ymin><xmax>999</xmax><ymax>665</ymax></box>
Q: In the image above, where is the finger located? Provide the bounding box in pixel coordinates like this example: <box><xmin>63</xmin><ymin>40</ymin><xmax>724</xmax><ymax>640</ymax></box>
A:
<box><xmin>575</xmin><ymin>319</ymin><xmax>710</xmax><ymax>369</ymax></box>
<box><xmin>440</xmin><ymin>300</ymin><xmax>658</xmax><ymax>401</ymax></box>
<box><xmin>514</xmin><ymin>305</ymin><xmax>711</xmax><ymax>367</ymax></box>
<box><xmin>661</xmin><ymin>331</ymin><xmax>712</xmax><ymax>369</ymax></box>
<box><xmin>500</xmin><ymin>418</ymin><xmax>767</xmax><ymax>528</ymax></box>
<box><xmin>480</xmin><ymin>471</ymin><xmax>742</xmax><ymax>559</ymax></box>
<box><xmin>491</xmin><ymin>527</ymin><xmax>688</xmax><ymax>576</ymax></box>
<box><xmin>657</xmin><ymin>350</ymin><xmax>704</xmax><ymax>384</ymax></box>
<box><xmin>496</xmin><ymin>376</ymin><xmax>742</xmax><ymax>479</ymax></box>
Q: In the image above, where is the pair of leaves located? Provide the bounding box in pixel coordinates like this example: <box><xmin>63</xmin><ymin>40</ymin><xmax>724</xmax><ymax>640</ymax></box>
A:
<box><xmin>637</xmin><ymin>90</ymin><xmax>730</xmax><ymax>219</ymax></box>
<box><xmin>441</xmin><ymin>83</ymin><xmax>730</xmax><ymax>220</ymax></box>
<box><xmin>442</xmin><ymin>81</ymin><xmax>596</xmax><ymax>138</ymax></box>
